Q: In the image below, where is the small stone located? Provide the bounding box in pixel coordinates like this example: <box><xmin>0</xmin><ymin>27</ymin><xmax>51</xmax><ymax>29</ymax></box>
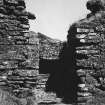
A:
<box><xmin>78</xmin><ymin>84</ymin><xmax>86</xmax><ymax>88</ymax></box>
<box><xmin>20</xmin><ymin>24</ymin><xmax>30</xmax><ymax>29</ymax></box>
<box><xmin>16</xmin><ymin>5</ymin><xmax>25</xmax><ymax>10</ymax></box>
<box><xmin>13</xmin><ymin>9</ymin><xmax>27</xmax><ymax>16</ymax></box>
<box><xmin>27</xmin><ymin>12</ymin><xmax>36</xmax><ymax>20</ymax></box>
<box><xmin>18</xmin><ymin>0</ymin><xmax>26</xmax><ymax>8</ymax></box>
<box><xmin>17</xmin><ymin>16</ymin><xmax>28</xmax><ymax>24</ymax></box>
<box><xmin>0</xmin><ymin>7</ymin><xmax>7</xmax><ymax>14</ymax></box>
<box><xmin>8</xmin><ymin>6</ymin><xmax>15</xmax><ymax>10</ymax></box>
<box><xmin>80</xmin><ymin>39</ymin><xmax>86</xmax><ymax>43</ymax></box>
<box><xmin>76</xmin><ymin>34</ymin><xmax>87</xmax><ymax>39</ymax></box>
<box><xmin>2</xmin><ymin>76</ymin><xmax>7</xmax><ymax>79</ymax></box>
<box><xmin>0</xmin><ymin>0</ymin><xmax>3</xmax><ymax>6</ymax></box>
<box><xmin>4</xmin><ymin>0</ymin><xmax>18</xmax><ymax>5</ymax></box>
<box><xmin>0</xmin><ymin>13</ymin><xmax>7</xmax><ymax>19</ymax></box>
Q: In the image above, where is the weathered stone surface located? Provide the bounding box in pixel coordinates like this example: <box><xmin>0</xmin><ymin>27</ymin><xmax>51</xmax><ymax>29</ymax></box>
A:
<box><xmin>0</xmin><ymin>0</ymin><xmax>43</xmax><ymax>102</ymax></box>
<box><xmin>0</xmin><ymin>0</ymin><xmax>64</xmax><ymax>104</ymax></box>
<box><xmin>67</xmin><ymin>0</ymin><xmax>105</xmax><ymax>104</ymax></box>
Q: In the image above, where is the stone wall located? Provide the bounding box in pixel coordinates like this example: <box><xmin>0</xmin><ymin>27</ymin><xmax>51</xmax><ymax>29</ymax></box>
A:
<box><xmin>0</xmin><ymin>0</ymin><xmax>42</xmax><ymax>99</ymax></box>
<box><xmin>2</xmin><ymin>0</ymin><xmax>105</xmax><ymax>104</ymax></box>
<box><xmin>67</xmin><ymin>0</ymin><xmax>105</xmax><ymax>104</ymax></box>
<box><xmin>0</xmin><ymin>0</ymin><xmax>64</xmax><ymax>104</ymax></box>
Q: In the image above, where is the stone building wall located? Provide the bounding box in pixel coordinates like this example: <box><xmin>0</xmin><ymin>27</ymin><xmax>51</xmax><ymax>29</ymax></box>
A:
<box><xmin>2</xmin><ymin>0</ymin><xmax>105</xmax><ymax>105</ymax></box>
<box><xmin>0</xmin><ymin>0</ymin><xmax>40</xmax><ymax>100</ymax></box>
<box><xmin>67</xmin><ymin>0</ymin><xmax>105</xmax><ymax>104</ymax></box>
<box><xmin>0</xmin><ymin>0</ymin><xmax>64</xmax><ymax>104</ymax></box>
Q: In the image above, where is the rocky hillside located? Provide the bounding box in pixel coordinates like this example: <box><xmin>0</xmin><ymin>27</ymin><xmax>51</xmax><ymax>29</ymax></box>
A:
<box><xmin>38</xmin><ymin>32</ymin><xmax>63</xmax><ymax>60</ymax></box>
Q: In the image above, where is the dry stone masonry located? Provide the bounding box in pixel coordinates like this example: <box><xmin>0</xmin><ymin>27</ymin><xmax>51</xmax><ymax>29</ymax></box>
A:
<box><xmin>0</xmin><ymin>0</ymin><xmax>64</xmax><ymax>104</ymax></box>
<box><xmin>67</xmin><ymin>0</ymin><xmax>105</xmax><ymax>104</ymax></box>
<box><xmin>0</xmin><ymin>0</ymin><xmax>46</xmax><ymax>101</ymax></box>
<box><xmin>0</xmin><ymin>0</ymin><xmax>42</xmax><ymax>98</ymax></box>
<box><xmin>2</xmin><ymin>0</ymin><xmax>105</xmax><ymax>104</ymax></box>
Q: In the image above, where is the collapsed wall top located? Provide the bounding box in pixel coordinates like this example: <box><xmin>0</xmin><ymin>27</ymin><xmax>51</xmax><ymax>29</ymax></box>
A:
<box><xmin>86</xmin><ymin>0</ymin><xmax>105</xmax><ymax>13</ymax></box>
<box><xmin>0</xmin><ymin>0</ymin><xmax>36</xmax><ymax>19</ymax></box>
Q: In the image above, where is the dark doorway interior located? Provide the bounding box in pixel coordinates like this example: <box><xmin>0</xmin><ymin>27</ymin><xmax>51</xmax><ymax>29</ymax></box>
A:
<box><xmin>39</xmin><ymin>59</ymin><xmax>64</xmax><ymax>95</ymax></box>
<box><xmin>39</xmin><ymin>58</ymin><xmax>79</xmax><ymax>103</ymax></box>
<box><xmin>39</xmin><ymin>42</ymin><xmax>80</xmax><ymax>104</ymax></box>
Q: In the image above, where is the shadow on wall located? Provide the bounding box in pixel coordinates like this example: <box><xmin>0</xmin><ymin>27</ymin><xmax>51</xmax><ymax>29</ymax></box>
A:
<box><xmin>39</xmin><ymin>42</ymin><xmax>80</xmax><ymax>103</ymax></box>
